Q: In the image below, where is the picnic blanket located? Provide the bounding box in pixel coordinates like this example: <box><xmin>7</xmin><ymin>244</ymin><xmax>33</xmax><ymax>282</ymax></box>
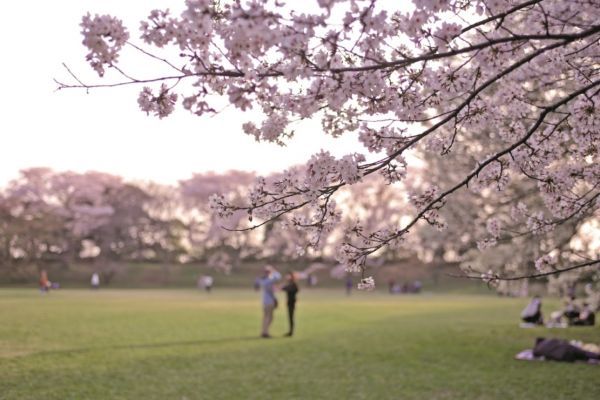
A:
<box><xmin>518</xmin><ymin>322</ymin><xmax>568</xmax><ymax>328</ymax></box>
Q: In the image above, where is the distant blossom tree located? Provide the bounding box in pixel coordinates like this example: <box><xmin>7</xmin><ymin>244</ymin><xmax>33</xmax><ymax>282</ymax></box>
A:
<box><xmin>410</xmin><ymin>119</ymin><xmax>599</xmax><ymax>298</ymax></box>
<box><xmin>179</xmin><ymin>171</ymin><xmax>261</xmax><ymax>272</ymax></box>
<box><xmin>59</xmin><ymin>0</ymin><xmax>600</xmax><ymax>289</ymax></box>
<box><xmin>0</xmin><ymin>169</ymin><xmax>188</xmax><ymax>283</ymax></box>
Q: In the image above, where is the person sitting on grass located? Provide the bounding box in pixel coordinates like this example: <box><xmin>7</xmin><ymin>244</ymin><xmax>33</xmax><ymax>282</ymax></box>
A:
<box><xmin>546</xmin><ymin>310</ymin><xmax>568</xmax><ymax>328</ymax></box>
<box><xmin>521</xmin><ymin>296</ymin><xmax>543</xmax><ymax>325</ymax></box>
<box><xmin>258</xmin><ymin>265</ymin><xmax>281</xmax><ymax>338</ymax></box>
<box><xmin>572</xmin><ymin>303</ymin><xmax>596</xmax><ymax>326</ymax></box>
<box><xmin>533</xmin><ymin>337</ymin><xmax>600</xmax><ymax>363</ymax></box>
<box><xmin>563</xmin><ymin>296</ymin><xmax>580</xmax><ymax>324</ymax></box>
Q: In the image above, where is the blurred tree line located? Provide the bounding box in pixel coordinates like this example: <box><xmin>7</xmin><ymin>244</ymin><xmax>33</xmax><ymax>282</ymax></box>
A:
<box><xmin>0</xmin><ymin>166</ymin><xmax>597</xmax><ymax>302</ymax></box>
<box><xmin>0</xmin><ymin>168</ymin><xmax>411</xmax><ymax>284</ymax></box>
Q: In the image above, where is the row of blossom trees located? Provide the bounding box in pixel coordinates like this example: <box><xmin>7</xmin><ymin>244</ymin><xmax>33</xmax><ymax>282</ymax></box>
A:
<box><xmin>2</xmin><ymin>163</ymin><xmax>597</xmax><ymax>301</ymax></box>
<box><xmin>0</xmin><ymin>168</ymin><xmax>184</xmax><ymax>282</ymax></box>
<box><xmin>0</xmin><ymin>167</ymin><xmax>412</xmax><ymax>279</ymax></box>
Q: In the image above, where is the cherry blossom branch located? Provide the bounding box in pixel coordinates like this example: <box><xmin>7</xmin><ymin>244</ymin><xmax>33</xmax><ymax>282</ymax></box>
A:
<box><xmin>215</xmin><ymin>70</ymin><xmax>597</xmax><ymax>257</ymax></box>
<box><xmin>366</xmin><ymin>35</ymin><xmax>596</xmax><ymax>171</ymax></box>
<box><xmin>126</xmin><ymin>41</ymin><xmax>184</xmax><ymax>74</ymax></box>
<box><xmin>460</xmin><ymin>0</ymin><xmax>543</xmax><ymax>36</ymax></box>
<box><xmin>452</xmin><ymin>258</ymin><xmax>600</xmax><ymax>282</ymax></box>
<box><xmin>359</xmin><ymin>79</ymin><xmax>600</xmax><ymax>256</ymax></box>
<box><xmin>66</xmin><ymin>1</ymin><xmax>600</xmax><ymax>290</ymax></box>
<box><xmin>56</xmin><ymin>27</ymin><xmax>600</xmax><ymax>91</ymax></box>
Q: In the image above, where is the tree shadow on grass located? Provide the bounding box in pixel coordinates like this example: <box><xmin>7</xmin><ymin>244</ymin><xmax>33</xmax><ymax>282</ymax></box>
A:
<box><xmin>18</xmin><ymin>336</ymin><xmax>268</xmax><ymax>359</ymax></box>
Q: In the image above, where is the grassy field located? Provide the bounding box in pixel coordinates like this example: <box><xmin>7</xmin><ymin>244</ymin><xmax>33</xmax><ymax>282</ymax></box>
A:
<box><xmin>1</xmin><ymin>289</ymin><xmax>599</xmax><ymax>400</ymax></box>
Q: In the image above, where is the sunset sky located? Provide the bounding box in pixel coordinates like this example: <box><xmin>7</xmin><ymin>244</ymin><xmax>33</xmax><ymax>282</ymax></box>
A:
<box><xmin>0</xmin><ymin>0</ymin><xmax>367</xmax><ymax>186</ymax></box>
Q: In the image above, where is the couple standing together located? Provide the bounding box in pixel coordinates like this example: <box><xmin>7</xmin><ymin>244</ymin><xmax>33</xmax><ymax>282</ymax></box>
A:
<box><xmin>258</xmin><ymin>265</ymin><xmax>298</xmax><ymax>338</ymax></box>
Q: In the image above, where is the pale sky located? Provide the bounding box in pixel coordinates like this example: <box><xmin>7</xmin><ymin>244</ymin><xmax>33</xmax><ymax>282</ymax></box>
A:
<box><xmin>0</xmin><ymin>0</ymin><xmax>368</xmax><ymax>186</ymax></box>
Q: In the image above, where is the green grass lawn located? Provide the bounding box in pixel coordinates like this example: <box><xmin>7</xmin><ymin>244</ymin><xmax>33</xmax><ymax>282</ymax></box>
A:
<box><xmin>1</xmin><ymin>289</ymin><xmax>599</xmax><ymax>400</ymax></box>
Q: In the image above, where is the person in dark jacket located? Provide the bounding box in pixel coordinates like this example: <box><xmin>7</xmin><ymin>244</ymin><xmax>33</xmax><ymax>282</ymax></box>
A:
<box><xmin>281</xmin><ymin>272</ymin><xmax>299</xmax><ymax>337</ymax></box>
<box><xmin>521</xmin><ymin>296</ymin><xmax>543</xmax><ymax>324</ymax></box>
<box><xmin>533</xmin><ymin>337</ymin><xmax>600</xmax><ymax>362</ymax></box>
<box><xmin>346</xmin><ymin>276</ymin><xmax>353</xmax><ymax>296</ymax></box>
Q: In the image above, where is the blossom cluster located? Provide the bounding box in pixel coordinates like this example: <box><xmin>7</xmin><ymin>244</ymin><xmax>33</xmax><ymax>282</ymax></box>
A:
<box><xmin>80</xmin><ymin>14</ymin><xmax>129</xmax><ymax>76</ymax></box>
<box><xmin>357</xmin><ymin>276</ymin><xmax>375</xmax><ymax>291</ymax></box>
<box><xmin>138</xmin><ymin>84</ymin><xmax>178</xmax><ymax>118</ymax></box>
<box><xmin>534</xmin><ymin>254</ymin><xmax>557</xmax><ymax>273</ymax></box>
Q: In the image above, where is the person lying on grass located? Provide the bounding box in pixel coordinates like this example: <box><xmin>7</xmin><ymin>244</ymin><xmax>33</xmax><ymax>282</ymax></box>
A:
<box><xmin>533</xmin><ymin>337</ymin><xmax>600</xmax><ymax>363</ymax></box>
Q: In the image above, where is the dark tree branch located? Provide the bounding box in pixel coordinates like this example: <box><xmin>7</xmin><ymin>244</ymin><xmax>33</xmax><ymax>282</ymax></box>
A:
<box><xmin>451</xmin><ymin>258</ymin><xmax>600</xmax><ymax>281</ymax></box>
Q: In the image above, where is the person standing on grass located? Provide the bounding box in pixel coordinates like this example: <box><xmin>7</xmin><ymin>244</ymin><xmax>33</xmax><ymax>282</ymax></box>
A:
<box><xmin>345</xmin><ymin>276</ymin><xmax>353</xmax><ymax>296</ymax></box>
<box><xmin>91</xmin><ymin>272</ymin><xmax>100</xmax><ymax>289</ymax></box>
<box><xmin>203</xmin><ymin>275</ymin><xmax>214</xmax><ymax>293</ymax></box>
<box><xmin>258</xmin><ymin>265</ymin><xmax>281</xmax><ymax>338</ymax></box>
<box><xmin>281</xmin><ymin>272</ymin><xmax>299</xmax><ymax>337</ymax></box>
<box><xmin>39</xmin><ymin>269</ymin><xmax>50</xmax><ymax>293</ymax></box>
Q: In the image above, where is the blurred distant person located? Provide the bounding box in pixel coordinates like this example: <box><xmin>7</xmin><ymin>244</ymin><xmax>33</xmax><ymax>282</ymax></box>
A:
<box><xmin>281</xmin><ymin>272</ymin><xmax>299</xmax><ymax>337</ymax></box>
<box><xmin>253</xmin><ymin>277</ymin><xmax>261</xmax><ymax>291</ymax></box>
<box><xmin>39</xmin><ymin>270</ymin><xmax>50</xmax><ymax>293</ymax></box>
<box><xmin>91</xmin><ymin>272</ymin><xmax>100</xmax><ymax>289</ymax></box>
<box><xmin>345</xmin><ymin>276</ymin><xmax>353</xmax><ymax>296</ymax></box>
<box><xmin>413</xmin><ymin>280</ymin><xmax>422</xmax><ymax>293</ymax></box>
<box><xmin>566</xmin><ymin>284</ymin><xmax>576</xmax><ymax>299</ymax></box>
<box><xmin>521</xmin><ymin>295</ymin><xmax>543</xmax><ymax>325</ymax></box>
<box><xmin>573</xmin><ymin>303</ymin><xmax>595</xmax><ymax>326</ymax></box>
<box><xmin>258</xmin><ymin>265</ymin><xmax>281</xmax><ymax>338</ymax></box>
<box><xmin>388</xmin><ymin>279</ymin><xmax>395</xmax><ymax>294</ymax></box>
<box><xmin>203</xmin><ymin>275</ymin><xmax>214</xmax><ymax>293</ymax></box>
<box><xmin>546</xmin><ymin>310</ymin><xmax>567</xmax><ymax>327</ymax></box>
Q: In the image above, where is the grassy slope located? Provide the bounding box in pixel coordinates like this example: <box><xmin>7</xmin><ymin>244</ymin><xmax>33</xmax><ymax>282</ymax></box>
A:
<box><xmin>1</xmin><ymin>289</ymin><xmax>599</xmax><ymax>400</ymax></box>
